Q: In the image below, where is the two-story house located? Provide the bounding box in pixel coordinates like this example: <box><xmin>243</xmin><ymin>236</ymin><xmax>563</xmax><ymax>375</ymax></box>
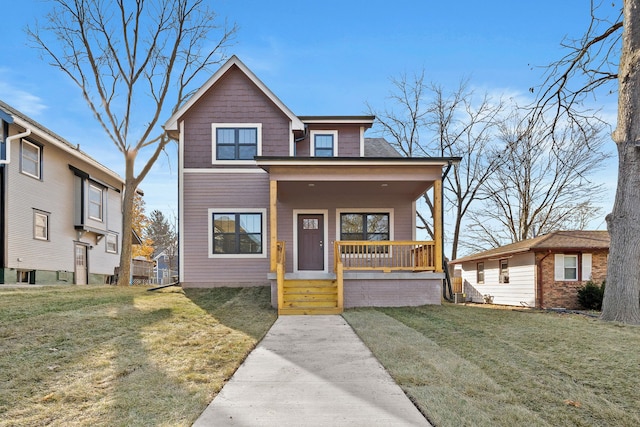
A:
<box><xmin>0</xmin><ymin>100</ymin><xmax>125</xmax><ymax>285</ymax></box>
<box><xmin>164</xmin><ymin>56</ymin><xmax>460</xmax><ymax>314</ymax></box>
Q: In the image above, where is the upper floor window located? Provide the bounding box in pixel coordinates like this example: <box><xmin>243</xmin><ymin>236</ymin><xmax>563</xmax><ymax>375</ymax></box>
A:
<box><xmin>88</xmin><ymin>184</ymin><xmax>104</xmax><ymax>221</ymax></box>
<box><xmin>34</xmin><ymin>210</ymin><xmax>49</xmax><ymax>241</ymax></box>
<box><xmin>212</xmin><ymin>123</ymin><xmax>262</xmax><ymax>162</ymax></box>
<box><xmin>311</xmin><ymin>130</ymin><xmax>338</xmax><ymax>157</ymax></box>
<box><xmin>477</xmin><ymin>262</ymin><xmax>484</xmax><ymax>284</ymax></box>
<box><xmin>21</xmin><ymin>140</ymin><xmax>42</xmax><ymax>179</ymax></box>
<box><xmin>499</xmin><ymin>259</ymin><xmax>509</xmax><ymax>284</ymax></box>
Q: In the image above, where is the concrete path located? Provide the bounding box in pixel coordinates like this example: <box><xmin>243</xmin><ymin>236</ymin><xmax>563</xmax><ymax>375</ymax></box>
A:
<box><xmin>193</xmin><ymin>315</ymin><xmax>431</xmax><ymax>426</ymax></box>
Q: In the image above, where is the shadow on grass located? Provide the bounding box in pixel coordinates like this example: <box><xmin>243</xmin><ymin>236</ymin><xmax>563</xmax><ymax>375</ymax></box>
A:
<box><xmin>183</xmin><ymin>286</ymin><xmax>277</xmax><ymax>341</ymax></box>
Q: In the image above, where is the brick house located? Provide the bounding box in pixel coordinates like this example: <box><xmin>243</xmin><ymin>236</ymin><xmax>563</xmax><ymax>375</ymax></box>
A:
<box><xmin>450</xmin><ymin>230</ymin><xmax>609</xmax><ymax>309</ymax></box>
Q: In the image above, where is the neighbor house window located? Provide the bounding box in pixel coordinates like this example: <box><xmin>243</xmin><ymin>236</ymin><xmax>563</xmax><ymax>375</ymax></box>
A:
<box><xmin>34</xmin><ymin>210</ymin><xmax>49</xmax><ymax>241</ymax></box>
<box><xmin>106</xmin><ymin>234</ymin><xmax>118</xmax><ymax>254</ymax></box>
<box><xmin>21</xmin><ymin>140</ymin><xmax>41</xmax><ymax>179</ymax></box>
<box><xmin>211</xmin><ymin>211</ymin><xmax>264</xmax><ymax>255</ymax></box>
<box><xmin>477</xmin><ymin>262</ymin><xmax>484</xmax><ymax>284</ymax></box>
<box><xmin>563</xmin><ymin>255</ymin><xmax>578</xmax><ymax>280</ymax></box>
<box><xmin>311</xmin><ymin>130</ymin><xmax>338</xmax><ymax>157</ymax></box>
<box><xmin>212</xmin><ymin>124</ymin><xmax>262</xmax><ymax>161</ymax></box>
<box><xmin>340</xmin><ymin>213</ymin><xmax>390</xmax><ymax>241</ymax></box>
<box><xmin>499</xmin><ymin>259</ymin><xmax>509</xmax><ymax>284</ymax></box>
<box><xmin>88</xmin><ymin>184</ymin><xmax>104</xmax><ymax>221</ymax></box>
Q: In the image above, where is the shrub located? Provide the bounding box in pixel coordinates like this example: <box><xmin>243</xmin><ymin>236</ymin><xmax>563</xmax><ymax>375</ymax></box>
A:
<box><xmin>577</xmin><ymin>280</ymin><xmax>605</xmax><ymax>310</ymax></box>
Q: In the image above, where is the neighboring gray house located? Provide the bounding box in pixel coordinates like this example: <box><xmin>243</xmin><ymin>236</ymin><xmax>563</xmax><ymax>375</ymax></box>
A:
<box><xmin>164</xmin><ymin>56</ymin><xmax>459</xmax><ymax>314</ymax></box>
<box><xmin>0</xmin><ymin>100</ymin><xmax>125</xmax><ymax>285</ymax></box>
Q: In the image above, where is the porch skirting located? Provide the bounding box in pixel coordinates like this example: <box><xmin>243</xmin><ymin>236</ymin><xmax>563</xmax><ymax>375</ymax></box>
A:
<box><xmin>269</xmin><ymin>272</ymin><xmax>443</xmax><ymax>309</ymax></box>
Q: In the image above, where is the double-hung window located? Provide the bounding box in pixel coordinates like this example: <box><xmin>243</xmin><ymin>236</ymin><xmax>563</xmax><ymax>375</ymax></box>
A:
<box><xmin>210</xmin><ymin>210</ymin><xmax>265</xmax><ymax>257</ymax></box>
<box><xmin>106</xmin><ymin>234</ymin><xmax>118</xmax><ymax>254</ymax></box>
<box><xmin>212</xmin><ymin>124</ymin><xmax>261</xmax><ymax>162</ymax></box>
<box><xmin>311</xmin><ymin>130</ymin><xmax>338</xmax><ymax>157</ymax></box>
<box><xmin>562</xmin><ymin>255</ymin><xmax>578</xmax><ymax>280</ymax></box>
<box><xmin>34</xmin><ymin>210</ymin><xmax>49</xmax><ymax>241</ymax></box>
<box><xmin>21</xmin><ymin>140</ymin><xmax>41</xmax><ymax>179</ymax></box>
<box><xmin>88</xmin><ymin>184</ymin><xmax>104</xmax><ymax>221</ymax></box>
<box><xmin>499</xmin><ymin>259</ymin><xmax>509</xmax><ymax>284</ymax></box>
<box><xmin>477</xmin><ymin>262</ymin><xmax>485</xmax><ymax>284</ymax></box>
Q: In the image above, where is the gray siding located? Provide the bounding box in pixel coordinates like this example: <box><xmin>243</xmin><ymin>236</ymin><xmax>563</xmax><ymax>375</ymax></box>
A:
<box><xmin>4</xmin><ymin>125</ymin><xmax>122</xmax><ymax>281</ymax></box>
<box><xmin>182</xmin><ymin>65</ymin><xmax>292</xmax><ymax>168</ymax></box>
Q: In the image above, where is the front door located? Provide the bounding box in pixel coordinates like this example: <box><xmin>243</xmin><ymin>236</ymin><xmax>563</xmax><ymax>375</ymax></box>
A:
<box><xmin>298</xmin><ymin>214</ymin><xmax>324</xmax><ymax>271</ymax></box>
<box><xmin>75</xmin><ymin>244</ymin><xmax>87</xmax><ymax>285</ymax></box>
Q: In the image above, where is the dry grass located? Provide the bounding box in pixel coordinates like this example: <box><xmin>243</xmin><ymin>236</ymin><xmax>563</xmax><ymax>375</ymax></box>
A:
<box><xmin>344</xmin><ymin>304</ymin><xmax>640</xmax><ymax>427</ymax></box>
<box><xmin>0</xmin><ymin>285</ymin><xmax>276</xmax><ymax>427</ymax></box>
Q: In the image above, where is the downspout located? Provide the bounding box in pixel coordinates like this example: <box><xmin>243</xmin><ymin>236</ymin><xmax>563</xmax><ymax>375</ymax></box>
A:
<box><xmin>441</xmin><ymin>160</ymin><xmax>454</xmax><ymax>301</ymax></box>
<box><xmin>0</xmin><ymin>128</ymin><xmax>32</xmax><ymax>165</ymax></box>
<box><xmin>536</xmin><ymin>250</ymin><xmax>552</xmax><ymax>309</ymax></box>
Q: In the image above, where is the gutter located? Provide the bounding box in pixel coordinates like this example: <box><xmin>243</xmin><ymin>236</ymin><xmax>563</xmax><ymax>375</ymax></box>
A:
<box><xmin>0</xmin><ymin>128</ymin><xmax>31</xmax><ymax>165</ymax></box>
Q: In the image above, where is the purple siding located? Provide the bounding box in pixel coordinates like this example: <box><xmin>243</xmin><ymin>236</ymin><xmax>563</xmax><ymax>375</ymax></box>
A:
<box><xmin>182</xmin><ymin>172</ymin><xmax>271</xmax><ymax>286</ymax></box>
<box><xmin>182</xmin><ymin>65</ymin><xmax>291</xmax><ymax>168</ymax></box>
<box><xmin>296</xmin><ymin>125</ymin><xmax>361</xmax><ymax>157</ymax></box>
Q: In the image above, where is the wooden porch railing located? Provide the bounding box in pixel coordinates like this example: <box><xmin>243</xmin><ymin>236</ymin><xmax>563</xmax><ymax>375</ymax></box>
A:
<box><xmin>276</xmin><ymin>241</ymin><xmax>286</xmax><ymax>312</ymax></box>
<box><xmin>334</xmin><ymin>241</ymin><xmax>438</xmax><ymax>272</ymax></box>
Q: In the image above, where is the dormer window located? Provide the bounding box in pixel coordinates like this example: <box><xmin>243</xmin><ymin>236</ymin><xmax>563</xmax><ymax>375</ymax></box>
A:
<box><xmin>212</xmin><ymin>123</ymin><xmax>262</xmax><ymax>162</ymax></box>
<box><xmin>311</xmin><ymin>130</ymin><xmax>338</xmax><ymax>157</ymax></box>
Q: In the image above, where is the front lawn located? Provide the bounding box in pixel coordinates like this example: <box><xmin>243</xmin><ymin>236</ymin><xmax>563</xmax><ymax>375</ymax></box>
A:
<box><xmin>344</xmin><ymin>305</ymin><xmax>640</xmax><ymax>427</ymax></box>
<box><xmin>0</xmin><ymin>285</ymin><xmax>276</xmax><ymax>427</ymax></box>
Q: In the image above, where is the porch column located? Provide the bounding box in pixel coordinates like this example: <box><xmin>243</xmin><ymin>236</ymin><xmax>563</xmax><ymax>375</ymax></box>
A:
<box><xmin>434</xmin><ymin>179</ymin><xmax>443</xmax><ymax>272</ymax></box>
<box><xmin>270</xmin><ymin>179</ymin><xmax>277</xmax><ymax>272</ymax></box>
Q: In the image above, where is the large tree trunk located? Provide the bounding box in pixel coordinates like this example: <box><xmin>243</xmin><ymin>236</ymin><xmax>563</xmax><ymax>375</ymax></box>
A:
<box><xmin>117</xmin><ymin>155</ymin><xmax>138</xmax><ymax>286</ymax></box>
<box><xmin>602</xmin><ymin>0</ymin><xmax>640</xmax><ymax>324</ymax></box>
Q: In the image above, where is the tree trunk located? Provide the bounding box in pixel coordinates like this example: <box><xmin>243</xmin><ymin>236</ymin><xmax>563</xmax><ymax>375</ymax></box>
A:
<box><xmin>602</xmin><ymin>0</ymin><xmax>640</xmax><ymax>324</ymax></box>
<box><xmin>117</xmin><ymin>154</ymin><xmax>138</xmax><ymax>286</ymax></box>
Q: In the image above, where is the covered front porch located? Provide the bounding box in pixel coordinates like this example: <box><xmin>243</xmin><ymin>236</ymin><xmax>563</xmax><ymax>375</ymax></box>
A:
<box><xmin>256</xmin><ymin>157</ymin><xmax>451</xmax><ymax>315</ymax></box>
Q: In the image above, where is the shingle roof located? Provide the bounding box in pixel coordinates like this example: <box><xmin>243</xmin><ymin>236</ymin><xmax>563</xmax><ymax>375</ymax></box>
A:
<box><xmin>364</xmin><ymin>137</ymin><xmax>402</xmax><ymax>157</ymax></box>
<box><xmin>450</xmin><ymin>230</ymin><xmax>610</xmax><ymax>264</ymax></box>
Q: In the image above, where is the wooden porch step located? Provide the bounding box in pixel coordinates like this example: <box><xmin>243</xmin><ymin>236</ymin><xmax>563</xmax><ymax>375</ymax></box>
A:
<box><xmin>283</xmin><ymin>280</ymin><xmax>336</xmax><ymax>287</ymax></box>
<box><xmin>279</xmin><ymin>307</ymin><xmax>343</xmax><ymax>315</ymax></box>
<box><xmin>283</xmin><ymin>293</ymin><xmax>338</xmax><ymax>302</ymax></box>
<box><xmin>283</xmin><ymin>299</ymin><xmax>338</xmax><ymax>308</ymax></box>
<box><xmin>283</xmin><ymin>286</ymin><xmax>337</xmax><ymax>295</ymax></box>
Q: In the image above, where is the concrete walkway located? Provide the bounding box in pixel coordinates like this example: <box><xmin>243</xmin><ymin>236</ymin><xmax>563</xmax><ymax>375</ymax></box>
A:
<box><xmin>193</xmin><ymin>315</ymin><xmax>431</xmax><ymax>426</ymax></box>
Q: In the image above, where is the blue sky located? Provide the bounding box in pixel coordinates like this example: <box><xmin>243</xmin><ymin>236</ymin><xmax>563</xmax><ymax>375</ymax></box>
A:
<box><xmin>0</xmin><ymin>0</ymin><xmax>619</xmax><ymax>229</ymax></box>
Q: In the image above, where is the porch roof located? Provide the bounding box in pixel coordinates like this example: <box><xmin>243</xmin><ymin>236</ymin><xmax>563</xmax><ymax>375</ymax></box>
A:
<box><xmin>256</xmin><ymin>156</ymin><xmax>460</xmax><ymax>199</ymax></box>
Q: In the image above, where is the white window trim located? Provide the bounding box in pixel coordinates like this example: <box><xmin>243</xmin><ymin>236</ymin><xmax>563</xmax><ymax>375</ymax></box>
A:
<box><xmin>554</xmin><ymin>253</ymin><xmax>580</xmax><ymax>281</ymax></box>
<box><xmin>88</xmin><ymin>184</ymin><xmax>104</xmax><ymax>221</ymax></box>
<box><xmin>33</xmin><ymin>210</ymin><xmax>49</xmax><ymax>241</ymax></box>
<box><xmin>293</xmin><ymin>209</ymin><xmax>329</xmax><ymax>274</ymax></box>
<box><xmin>211</xmin><ymin>123</ymin><xmax>262</xmax><ymax>165</ymax></box>
<box><xmin>106</xmin><ymin>233</ymin><xmax>118</xmax><ymax>254</ymax></box>
<box><xmin>476</xmin><ymin>262</ymin><xmax>485</xmax><ymax>284</ymax></box>
<box><xmin>335</xmin><ymin>208</ymin><xmax>394</xmax><ymax>242</ymax></box>
<box><xmin>208</xmin><ymin>208</ymin><xmax>267</xmax><ymax>259</ymax></box>
<box><xmin>310</xmin><ymin>130</ymin><xmax>338</xmax><ymax>157</ymax></box>
<box><xmin>21</xmin><ymin>139</ymin><xmax>41</xmax><ymax>179</ymax></box>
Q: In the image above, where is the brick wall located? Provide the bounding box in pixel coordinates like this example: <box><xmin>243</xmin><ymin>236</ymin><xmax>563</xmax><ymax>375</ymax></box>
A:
<box><xmin>536</xmin><ymin>249</ymin><xmax>608</xmax><ymax>309</ymax></box>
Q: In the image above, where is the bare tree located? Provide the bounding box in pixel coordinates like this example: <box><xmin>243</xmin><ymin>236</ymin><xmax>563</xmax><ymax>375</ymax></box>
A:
<box><xmin>464</xmin><ymin>111</ymin><xmax>609</xmax><ymax>251</ymax></box>
<box><xmin>369</xmin><ymin>74</ymin><xmax>505</xmax><ymax>260</ymax></box>
<box><xmin>529</xmin><ymin>1</ymin><xmax>640</xmax><ymax>324</ymax></box>
<box><xmin>28</xmin><ymin>0</ymin><xmax>236</xmax><ymax>285</ymax></box>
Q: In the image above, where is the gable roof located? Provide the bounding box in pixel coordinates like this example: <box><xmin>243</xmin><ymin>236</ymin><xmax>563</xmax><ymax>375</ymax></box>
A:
<box><xmin>0</xmin><ymin>99</ymin><xmax>124</xmax><ymax>184</ymax></box>
<box><xmin>164</xmin><ymin>55</ymin><xmax>305</xmax><ymax>133</ymax></box>
<box><xmin>450</xmin><ymin>230</ymin><xmax>610</xmax><ymax>264</ymax></box>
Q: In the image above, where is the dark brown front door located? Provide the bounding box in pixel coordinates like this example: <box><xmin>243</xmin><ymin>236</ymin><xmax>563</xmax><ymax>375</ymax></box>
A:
<box><xmin>298</xmin><ymin>214</ymin><xmax>324</xmax><ymax>271</ymax></box>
